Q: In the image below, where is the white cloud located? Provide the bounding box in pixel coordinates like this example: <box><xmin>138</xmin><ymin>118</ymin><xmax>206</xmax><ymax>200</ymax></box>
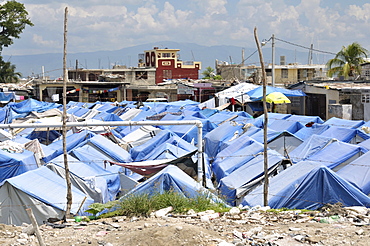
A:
<box><xmin>2</xmin><ymin>0</ymin><xmax>370</xmax><ymax>58</ymax></box>
<box><xmin>32</xmin><ymin>34</ymin><xmax>60</xmax><ymax>47</ymax></box>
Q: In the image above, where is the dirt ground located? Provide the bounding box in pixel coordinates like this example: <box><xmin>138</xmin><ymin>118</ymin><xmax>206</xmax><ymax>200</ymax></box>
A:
<box><xmin>0</xmin><ymin>206</ymin><xmax>369</xmax><ymax>246</ymax></box>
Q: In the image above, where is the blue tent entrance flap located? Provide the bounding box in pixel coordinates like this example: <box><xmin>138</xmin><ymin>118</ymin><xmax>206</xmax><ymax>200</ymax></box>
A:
<box><xmin>273</xmin><ymin>166</ymin><xmax>370</xmax><ymax>209</ymax></box>
<box><xmin>246</xmin><ymin>86</ymin><xmax>306</xmax><ymax>101</ymax></box>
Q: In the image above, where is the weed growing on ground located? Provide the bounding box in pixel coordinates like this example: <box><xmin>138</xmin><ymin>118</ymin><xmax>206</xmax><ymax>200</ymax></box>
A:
<box><xmin>96</xmin><ymin>191</ymin><xmax>229</xmax><ymax>218</ymax></box>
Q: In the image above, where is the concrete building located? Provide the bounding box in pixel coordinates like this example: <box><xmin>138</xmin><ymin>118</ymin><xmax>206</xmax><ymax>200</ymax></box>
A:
<box><xmin>33</xmin><ymin>47</ymin><xmax>202</xmax><ymax>103</ymax></box>
<box><xmin>215</xmin><ymin>60</ymin><xmax>327</xmax><ymax>85</ymax></box>
<box><xmin>290</xmin><ymin>80</ymin><xmax>370</xmax><ymax>120</ymax></box>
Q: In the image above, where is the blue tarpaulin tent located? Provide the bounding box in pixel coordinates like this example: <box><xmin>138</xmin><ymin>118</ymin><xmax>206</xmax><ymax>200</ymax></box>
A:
<box><xmin>0</xmin><ymin>166</ymin><xmax>95</xmax><ymax>226</ymax></box>
<box><xmin>0</xmin><ymin>148</ymin><xmax>38</xmax><ymax>184</ymax></box>
<box><xmin>218</xmin><ymin>149</ymin><xmax>284</xmax><ymax>205</ymax></box>
<box><xmin>246</xmin><ymin>86</ymin><xmax>306</xmax><ymax>101</ymax></box>
<box><xmin>272</xmin><ymin>166</ymin><xmax>370</xmax><ymax>209</ymax></box>
<box><xmin>204</xmin><ymin>121</ymin><xmax>245</xmax><ymax>159</ymax></box>
<box><xmin>323</xmin><ymin>117</ymin><xmax>365</xmax><ymax>129</ymax></box>
<box><xmin>243</xmin><ymin>141</ymin><xmax>367</xmax><ymax>207</ymax></box>
<box><xmin>336</xmin><ymin>151</ymin><xmax>370</xmax><ymax>195</ymax></box>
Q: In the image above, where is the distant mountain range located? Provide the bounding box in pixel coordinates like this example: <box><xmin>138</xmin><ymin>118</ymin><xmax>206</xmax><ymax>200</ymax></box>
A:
<box><xmin>3</xmin><ymin>41</ymin><xmax>327</xmax><ymax>79</ymax></box>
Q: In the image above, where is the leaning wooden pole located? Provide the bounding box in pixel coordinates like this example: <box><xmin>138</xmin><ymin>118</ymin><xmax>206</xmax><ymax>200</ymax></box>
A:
<box><xmin>254</xmin><ymin>27</ymin><xmax>269</xmax><ymax>206</ymax></box>
<box><xmin>63</xmin><ymin>7</ymin><xmax>72</xmax><ymax>219</ymax></box>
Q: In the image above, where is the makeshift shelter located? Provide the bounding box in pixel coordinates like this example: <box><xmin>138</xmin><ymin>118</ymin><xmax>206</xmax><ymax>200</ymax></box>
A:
<box><xmin>212</xmin><ymin>141</ymin><xmax>264</xmax><ymax>182</ymax></box>
<box><xmin>42</xmin><ymin>130</ymin><xmax>95</xmax><ymax>163</ymax></box>
<box><xmin>243</xmin><ymin>141</ymin><xmax>367</xmax><ymax>207</ymax></box>
<box><xmin>0</xmin><ymin>147</ymin><xmax>38</xmax><ymax>184</ymax></box>
<box><xmin>0</xmin><ymin>166</ymin><xmax>94</xmax><ymax>226</ymax></box>
<box><xmin>120</xmin><ymin>126</ymin><xmax>162</xmax><ymax>151</ymax></box>
<box><xmin>130</xmin><ymin>130</ymin><xmax>196</xmax><ymax>162</ymax></box>
<box><xmin>320</xmin><ymin>126</ymin><xmax>369</xmax><ymax>144</ymax></box>
<box><xmin>323</xmin><ymin>117</ymin><xmax>364</xmax><ymax>129</ymax></box>
<box><xmin>272</xmin><ymin>166</ymin><xmax>370</xmax><ymax>209</ymax></box>
<box><xmin>289</xmin><ymin>135</ymin><xmax>335</xmax><ymax>164</ymax></box>
<box><xmin>218</xmin><ymin>149</ymin><xmax>284</xmax><ymax>205</ymax></box>
<box><xmin>46</xmin><ymin>154</ymin><xmax>114</xmax><ymax>203</ymax></box>
<box><xmin>294</xmin><ymin>124</ymin><xmax>331</xmax><ymax>141</ymax></box>
<box><xmin>203</xmin><ymin>121</ymin><xmax>245</xmax><ymax>159</ymax></box>
<box><xmin>246</xmin><ymin>86</ymin><xmax>306</xmax><ymax>101</ymax></box>
<box><xmin>336</xmin><ymin>151</ymin><xmax>370</xmax><ymax>195</ymax></box>
<box><xmin>120</xmin><ymin>165</ymin><xmax>222</xmax><ymax>203</ymax></box>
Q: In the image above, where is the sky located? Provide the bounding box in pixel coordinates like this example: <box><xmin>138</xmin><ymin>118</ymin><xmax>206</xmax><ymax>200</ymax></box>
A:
<box><xmin>2</xmin><ymin>0</ymin><xmax>370</xmax><ymax>59</ymax></box>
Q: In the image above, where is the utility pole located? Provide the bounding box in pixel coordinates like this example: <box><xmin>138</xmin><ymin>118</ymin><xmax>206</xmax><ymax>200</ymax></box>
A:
<box><xmin>308</xmin><ymin>44</ymin><xmax>313</xmax><ymax>65</ymax></box>
<box><xmin>254</xmin><ymin>27</ymin><xmax>269</xmax><ymax>207</ymax></box>
<box><xmin>63</xmin><ymin>7</ymin><xmax>72</xmax><ymax>220</ymax></box>
<box><xmin>271</xmin><ymin>34</ymin><xmax>275</xmax><ymax>87</ymax></box>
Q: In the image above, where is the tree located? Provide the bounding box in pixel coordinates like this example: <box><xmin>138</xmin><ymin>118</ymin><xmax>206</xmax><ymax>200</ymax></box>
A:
<box><xmin>327</xmin><ymin>42</ymin><xmax>368</xmax><ymax>79</ymax></box>
<box><xmin>0</xmin><ymin>56</ymin><xmax>21</xmax><ymax>82</ymax></box>
<box><xmin>0</xmin><ymin>1</ymin><xmax>33</xmax><ymax>82</ymax></box>
<box><xmin>201</xmin><ymin>66</ymin><xmax>216</xmax><ymax>79</ymax></box>
<box><xmin>0</xmin><ymin>0</ymin><xmax>33</xmax><ymax>52</ymax></box>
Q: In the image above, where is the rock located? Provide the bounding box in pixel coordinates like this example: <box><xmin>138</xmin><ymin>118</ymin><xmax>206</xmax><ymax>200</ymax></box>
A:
<box><xmin>258</xmin><ymin>206</ymin><xmax>271</xmax><ymax>212</ymax></box>
<box><xmin>16</xmin><ymin>238</ymin><xmax>28</xmax><ymax>244</ymax></box>
<box><xmin>200</xmin><ymin>215</ymin><xmax>210</xmax><ymax>223</ymax></box>
<box><xmin>109</xmin><ymin>223</ymin><xmax>121</xmax><ymax>229</ymax></box>
<box><xmin>153</xmin><ymin>206</ymin><xmax>173</xmax><ymax>218</ymax></box>
<box><xmin>232</xmin><ymin>229</ymin><xmax>243</xmax><ymax>239</ymax></box>
<box><xmin>345</xmin><ymin>206</ymin><xmax>369</xmax><ymax>215</ymax></box>
<box><xmin>229</xmin><ymin>207</ymin><xmax>240</xmax><ymax>215</ymax></box>
<box><xmin>18</xmin><ymin>233</ymin><xmax>29</xmax><ymax>239</ymax></box>
<box><xmin>293</xmin><ymin>234</ymin><xmax>305</xmax><ymax>242</ymax></box>
<box><xmin>187</xmin><ymin>209</ymin><xmax>196</xmax><ymax>215</ymax></box>
<box><xmin>21</xmin><ymin>224</ymin><xmax>35</xmax><ymax>235</ymax></box>
<box><xmin>217</xmin><ymin>241</ymin><xmax>234</xmax><ymax>246</ymax></box>
<box><xmin>356</xmin><ymin>229</ymin><xmax>364</xmax><ymax>235</ymax></box>
<box><xmin>130</xmin><ymin>216</ymin><xmax>139</xmax><ymax>222</ymax></box>
<box><xmin>96</xmin><ymin>231</ymin><xmax>109</xmax><ymax>236</ymax></box>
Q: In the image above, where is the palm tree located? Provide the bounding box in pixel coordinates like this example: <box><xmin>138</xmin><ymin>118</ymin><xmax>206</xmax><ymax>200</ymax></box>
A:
<box><xmin>201</xmin><ymin>66</ymin><xmax>215</xmax><ymax>79</ymax></box>
<box><xmin>0</xmin><ymin>57</ymin><xmax>21</xmax><ymax>83</ymax></box>
<box><xmin>327</xmin><ymin>42</ymin><xmax>368</xmax><ymax>79</ymax></box>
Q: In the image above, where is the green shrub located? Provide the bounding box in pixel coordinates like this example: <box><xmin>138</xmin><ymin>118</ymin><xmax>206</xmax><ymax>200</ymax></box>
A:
<box><xmin>89</xmin><ymin>190</ymin><xmax>229</xmax><ymax>218</ymax></box>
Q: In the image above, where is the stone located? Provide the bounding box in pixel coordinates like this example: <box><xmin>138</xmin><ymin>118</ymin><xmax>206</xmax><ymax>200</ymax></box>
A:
<box><xmin>187</xmin><ymin>209</ymin><xmax>196</xmax><ymax>215</ymax></box>
<box><xmin>356</xmin><ymin>229</ymin><xmax>364</xmax><ymax>235</ymax></box>
<box><xmin>229</xmin><ymin>207</ymin><xmax>240</xmax><ymax>215</ymax></box>
<box><xmin>154</xmin><ymin>206</ymin><xmax>173</xmax><ymax>218</ymax></box>
<box><xmin>217</xmin><ymin>241</ymin><xmax>234</xmax><ymax>246</ymax></box>
<box><xmin>345</xmin><ymin>206</ymin><xmax>369</xmax><ymax>215</ymax></box>
<box><xmin>21</xmin><ymin>224</ymin><xmax>35</xmax><ymax>235</ymax></box>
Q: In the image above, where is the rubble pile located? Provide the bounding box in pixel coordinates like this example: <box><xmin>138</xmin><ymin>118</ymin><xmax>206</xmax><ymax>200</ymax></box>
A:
<box><xmin>0</xmin><ymin>205</ymin><xmax>369</xmax><ymax>246</ymax></box>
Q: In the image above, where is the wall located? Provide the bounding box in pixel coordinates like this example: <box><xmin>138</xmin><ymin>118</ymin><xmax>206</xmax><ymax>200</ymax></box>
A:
<box><xmin>328</xmin><ymin>104</ymin><xmax>352</xmax><ymax>120</ymax></box>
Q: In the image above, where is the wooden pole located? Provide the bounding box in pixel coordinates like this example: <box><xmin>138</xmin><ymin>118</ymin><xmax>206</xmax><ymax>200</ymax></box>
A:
<box><xmin>26</xmin><ymin>208</ymin><xmax>46</xmax><ymax>246</ymax></box>
<box><xmin>254</xmin><ymin>27</ymin><xmax>269</xmax><ymax>207</ymax></box>
<box><xmin>63</xmin><ymin>7</ymin><xmax>72</xmax><ymax>219</ymax></box>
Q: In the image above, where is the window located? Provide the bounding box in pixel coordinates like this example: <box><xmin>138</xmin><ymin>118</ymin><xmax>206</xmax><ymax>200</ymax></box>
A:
<box><xmin>162</xmin><ymin>53</ymin><xmax>171</xmax><ymax>58</ymax></box>
<box><xmin>362</xmin><ymin>93</ymin><xmax>370</xmax><ymax>103</ymax></box>
<box><xmin>281</xmin><ymin>69</ymin><xmax>288</xmax><ymax>78</ymax></box>
<box><xmin>163</xmin><ymin>70</ymin><xmax>172</xmax><ymax>79</ymax></box>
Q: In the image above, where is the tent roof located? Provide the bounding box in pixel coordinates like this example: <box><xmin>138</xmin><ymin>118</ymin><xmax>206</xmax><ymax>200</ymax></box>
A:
<box><xmin>273</xmin><ymin>166</ymin><xmax>370</xmax><ymax>209</ymax></box>
<box><xmin>246</xmin><ymin>86</ymin><xmax>306</xmax><ymax>101</ymax></box>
